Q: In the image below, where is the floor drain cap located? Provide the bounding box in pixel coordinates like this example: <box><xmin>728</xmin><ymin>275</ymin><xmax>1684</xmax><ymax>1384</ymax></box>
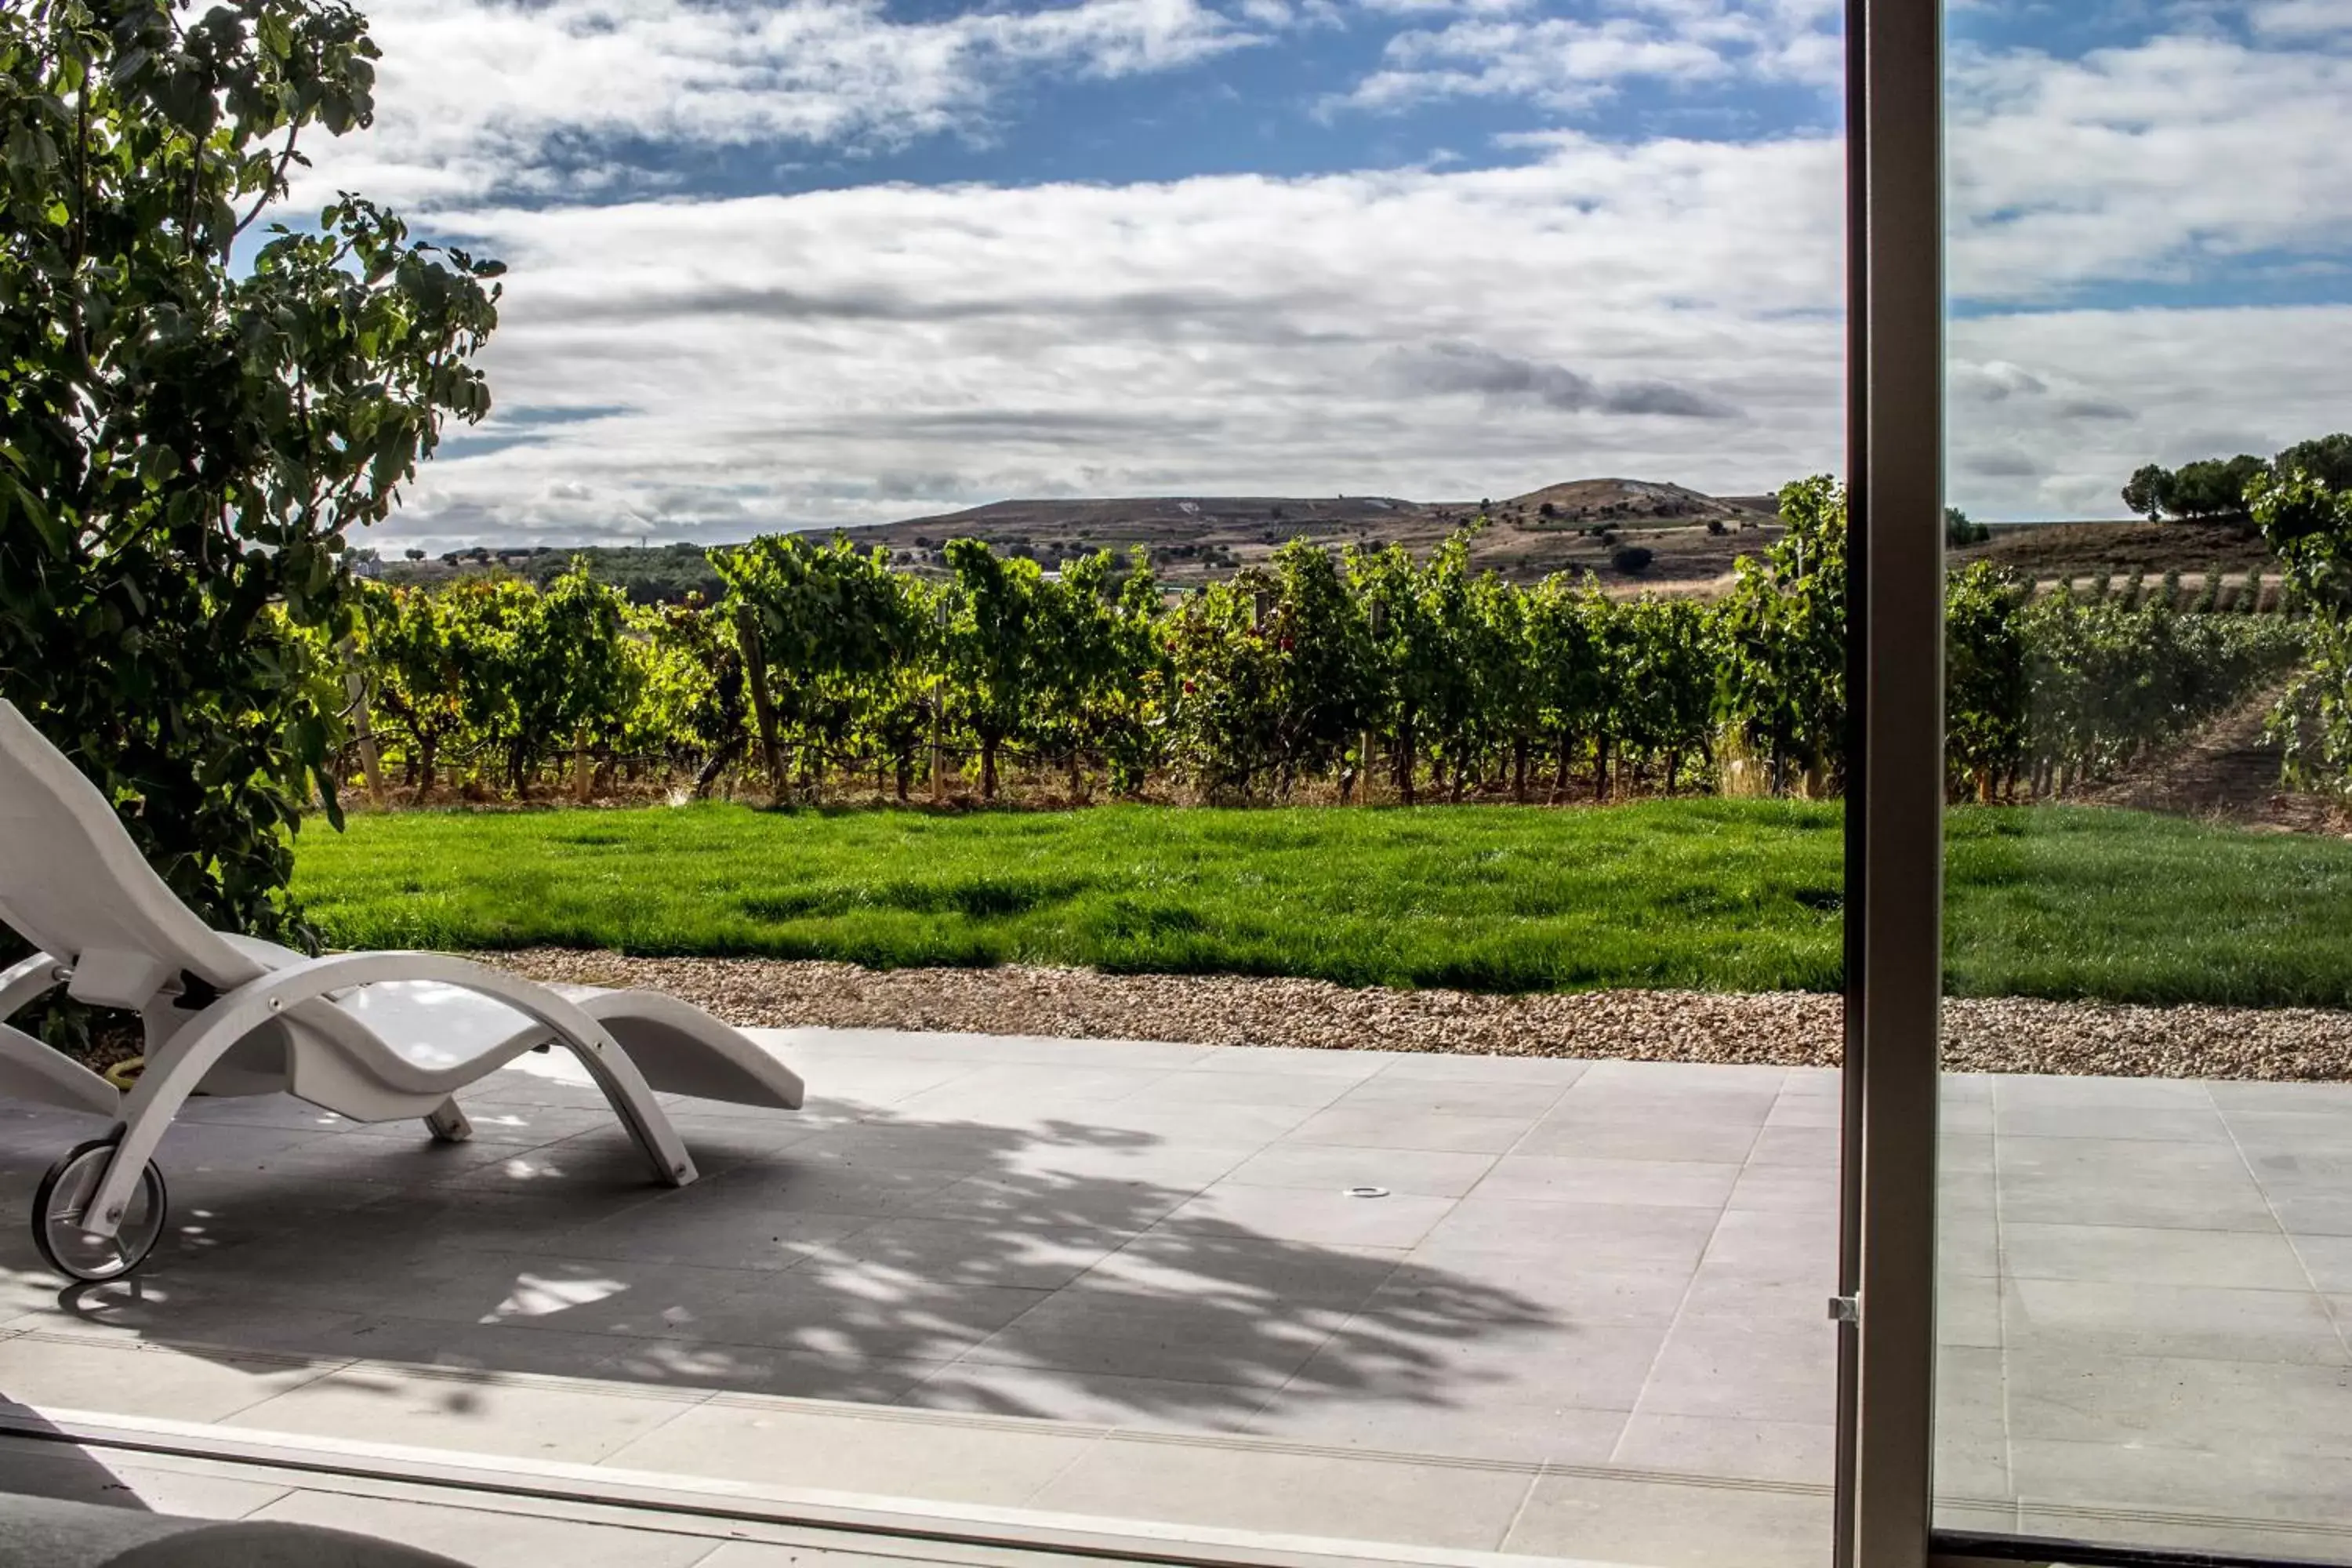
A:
<box><xmin>1345</xmin><ymin>1185</ymin><xmax>1390</xmax><ymax>1199</ymax></box>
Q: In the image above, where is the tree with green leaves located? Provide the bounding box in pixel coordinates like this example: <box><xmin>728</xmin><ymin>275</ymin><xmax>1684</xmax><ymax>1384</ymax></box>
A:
<box><xmin>2274</xmin><ymin>434</ymin><xmax>2352</xmax><ymax>494</ymax></box>
<box><xmin>1715</xmin><ymin>475</ymin><xmax>1848</xmax><ymax>795</ymax></box>
<box><xmin>2122</xmin><ymin>463</ymin><xmax>2172</xmax><ymax>523</ymax></box>
<box><xmin>2252</xmin><ymin>466</ymin><xmax>2352</xmax><ymax>790</ymax></box>
<box><xmin>0</xmin><ymin>0</ymin><xmax>499</xmax><ymax>953</ymax></box>
<box><xmin>940</xmin><ymin>537</ymin><xmax>1047</xmax><ymax>800</ymax></box>
<box><xmin>1524</xmin><ymin>572</ymin><xmax>1607</xmax><ymax>801</ymax></box>
<box><xmin>716</xmin><ymin>534</ymin><xmax>924</xmax><ymax>800</ymax></box>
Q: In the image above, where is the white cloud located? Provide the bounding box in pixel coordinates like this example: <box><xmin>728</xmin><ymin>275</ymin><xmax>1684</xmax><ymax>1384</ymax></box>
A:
<box><xmin>1949</xmin><ymin>33</ymin><xmax>2352</xmax><ymax>301</ymax></box>
<box><xmin>1340</xmin><ymin>0</ymin><xmax>1838</xmax><ymax>114</ymax></box>
<box><xmin>295</xmin><ymin>0</ymin><xmax>1265</xmax><ymax>210</ymax></box>
<box><xmin>328</xmin><ymin>9</ymin><xmax>2352</xmax><ymax>543</ymax></box>
<box><xmin>2249</xmin><ymin>0</ymin><xmax>2352</xmax><ymax>39</ymax></box>
<box><xmin>376</xmin><ymin>132</ymin><xmax>1846</xmax><ymax>550</ymax></box>
<box><xmin>1951</xmin><ymin>306</ymin><xmax>2352</xmax><ymax>517</ymax></box>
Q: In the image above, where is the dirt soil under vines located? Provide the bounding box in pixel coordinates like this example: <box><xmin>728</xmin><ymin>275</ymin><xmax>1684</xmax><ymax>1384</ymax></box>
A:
<box><xmin>2085</xmin><ymin>683</ymin><xmax>2352</xmax><ymax>835</ymax></box>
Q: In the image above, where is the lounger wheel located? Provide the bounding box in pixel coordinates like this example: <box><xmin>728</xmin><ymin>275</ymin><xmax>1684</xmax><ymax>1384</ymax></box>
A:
<box><xmin>32</xmin><ymin>1137</ymin><xmax>167</xmax><ymax>1283</ymax></box>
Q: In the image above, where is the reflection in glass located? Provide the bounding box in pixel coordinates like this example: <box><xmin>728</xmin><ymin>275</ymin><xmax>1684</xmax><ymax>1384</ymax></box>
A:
<box><xmin>1939</xmin><ymin>3</ymin><xmax>2352</xmax><ymax>1559</ymax></box>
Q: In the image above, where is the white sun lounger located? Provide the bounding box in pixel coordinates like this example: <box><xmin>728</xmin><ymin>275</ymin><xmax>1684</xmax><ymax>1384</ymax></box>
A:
<box><xmin>0</xmin><ymin>699</ymin><xmax>804</xmax><ymax>1281</ymax></box>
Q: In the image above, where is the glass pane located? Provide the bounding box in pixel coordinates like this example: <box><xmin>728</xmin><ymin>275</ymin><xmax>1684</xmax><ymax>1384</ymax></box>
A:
<box><xmin>1938</xmin><ymin>3</ymin><xmax>2352</xmax><ymax>1557</ymax></box>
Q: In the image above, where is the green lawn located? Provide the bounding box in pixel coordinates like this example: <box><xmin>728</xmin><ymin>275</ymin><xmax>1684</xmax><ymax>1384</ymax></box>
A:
<box><xmin>288</xmin><ymin>800</ymin><xmax>2352</xmax><ymax>1007</ymax></box>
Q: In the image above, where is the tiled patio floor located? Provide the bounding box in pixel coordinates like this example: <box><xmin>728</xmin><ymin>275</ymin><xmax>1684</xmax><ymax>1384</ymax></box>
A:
<box><xmin>0</xmin><ymin>1029</ymin><xmax>2347</xmax><ymax>1566</ymax></box>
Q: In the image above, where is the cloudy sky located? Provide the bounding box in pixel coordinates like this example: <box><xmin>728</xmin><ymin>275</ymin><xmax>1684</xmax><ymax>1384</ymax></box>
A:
<box><xmin>303</xmin><ymin>0</ymin><xmax>2352</xmax><ymax>550</ymax></box>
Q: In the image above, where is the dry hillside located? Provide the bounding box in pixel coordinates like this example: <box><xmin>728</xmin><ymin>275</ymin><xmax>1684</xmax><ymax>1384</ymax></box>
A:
<box><xmin>840</xmin><ymin>477</ymin><xmax>1784</xmax><ymax>590</ymax></box>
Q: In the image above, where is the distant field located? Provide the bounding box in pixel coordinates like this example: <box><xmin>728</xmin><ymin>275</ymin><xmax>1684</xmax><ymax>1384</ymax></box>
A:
<box><xmin>292</xmin><ymin>800</ymin><xmax>2352</xmax><ymax>1007</ymax></box>
<box><xmin>1955</xmin><ymin>518</ymin><xmax>2274</xmax><ymax>579</ymax></box>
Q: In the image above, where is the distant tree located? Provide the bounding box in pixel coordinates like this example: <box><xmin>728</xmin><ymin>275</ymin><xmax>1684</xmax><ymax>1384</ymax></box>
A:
<box><xmin>1945</xmin><ymin>507</ymin><xmax>1989</xmax><ymax>546</ymax></box>
<box><xmin>2276</xmin><ymin>433</ymin><xmax>2352</xmax><ymax>492</ymax></box>
<box><xmin>2166</xmin><ymin>455</ymin><xmax>2265</xmax><ymax>521</ymax></box>
<box><xmin>404</xmin><ymin>548</ymin><xmax>427</xmax><ymax>562</ymax></box>
<box><xmin>1611</xmin><ymin>545</ymin><xmax>1655</xmax><ymax>575</ymax></box>
<box><xmin>1538</xmin><ymin>501</ymin><xmax>1558</xmax><ymax>518</ymax></box>
<box><xmin>2122</xmin><ymin>463</ymin><xmax>2174</xmax><ymax>522</ymax></box>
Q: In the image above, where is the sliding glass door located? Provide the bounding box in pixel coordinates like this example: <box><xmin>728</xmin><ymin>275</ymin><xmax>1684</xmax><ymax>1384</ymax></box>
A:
<box><xmin>1929</xmin><ymin>0</ymin><xmax>2352</xmax><ymax>1560</ymax></box>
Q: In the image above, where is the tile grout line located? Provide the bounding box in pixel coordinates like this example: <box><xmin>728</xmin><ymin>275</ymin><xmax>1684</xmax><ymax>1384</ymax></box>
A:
<box><xmin>1987</xmin><ymin>1076</ymin><xmax>2017</xmax><ymax>1524</ymax></box>
<box><xmin>2209</xmin><ymin>1086</ymin><xmax>2352</xmax><ymax>1364</ymax></box>
<box><xmin>1601</xmin><ymin>1203</ymin><xmax>1743</xmax><ymax>1467</ymax></box>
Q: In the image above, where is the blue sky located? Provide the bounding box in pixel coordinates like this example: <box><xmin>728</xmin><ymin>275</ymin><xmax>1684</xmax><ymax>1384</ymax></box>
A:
<box><xmin>303</xmin><ymin>0</ymin><xmax>2352</xmax><ymax>546</ymax></box>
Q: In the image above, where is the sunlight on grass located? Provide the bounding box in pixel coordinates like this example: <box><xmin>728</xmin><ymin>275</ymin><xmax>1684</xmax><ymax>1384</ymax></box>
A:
<box><xmin>290</xmin><ymin>800</ymin><xmax>2352</xmax><ymax>1005</ymax></box>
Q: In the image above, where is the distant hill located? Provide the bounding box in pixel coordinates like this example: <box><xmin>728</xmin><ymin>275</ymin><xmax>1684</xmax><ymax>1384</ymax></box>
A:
<box><xmin>840</xmin><ymin>477</ymin><xmax>1784</xmax><ymax>589</ymax></box>
<box><xmin>376</xmin><ymin>478</ymin><xmax>1792</xmax><ymax>601</ymax></box>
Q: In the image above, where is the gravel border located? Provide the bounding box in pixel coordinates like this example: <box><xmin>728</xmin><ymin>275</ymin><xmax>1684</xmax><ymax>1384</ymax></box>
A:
<box><xmin>480</xmin><ymin>949</ymin><xmax>2352</xmax><ymax>1083</ymax></box>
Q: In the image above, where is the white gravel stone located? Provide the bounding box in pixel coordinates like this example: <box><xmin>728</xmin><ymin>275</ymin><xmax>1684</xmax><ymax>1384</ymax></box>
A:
<box><xmin>478</xmin><ymin>949</ymin><xmax>2352</xmax><ymax>1082</ymax></box>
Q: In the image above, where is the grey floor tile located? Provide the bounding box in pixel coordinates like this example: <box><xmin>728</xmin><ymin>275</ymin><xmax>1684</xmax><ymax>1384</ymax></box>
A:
<box><xmin>606</xmin><ymin>1400</ymin><xmax>1105</xmax><ymax>1507</ymax></box>
<box><xmin>1031</xmin><ymin>1435</ymin><xmax>1540</xmax><ymax>1551</ymax></box>
<box><xmin>1938</xmin><ymin>1272</ymin><xmax>2005</xmax><ymax>1350</ymax></box>
<box><xmin>1087</xmin><ymin>1232</ymin><xmax>1408</xmax><ymax>1308</ymax></box>
<box><xmin>1152</xmin><ymin>1185</ymin><xmax>1457</xmax><ymax>1249</ymax></box>
<box><xmin>2002</xmin><ymin>1222</ymin><xmax>2312</xmax><ymax>1290</ymax></box>
<box><xmin>1505</xmin><ymin>1469</ymin><xmax>1830</xmax><ymax>1568</ymax></box>
<box><xmin>1744</xmin><ymin>1125</ymin><xmax>1839</xmax><ymax>1167</ymax></box>
<box><xmin>528</xmin><ymin>1200</ymin><xmax>870</xmax><ymax>1272</ymax></box>
<box><xmin>804</xmin><ymin>1218</ymin><xmax>1128</xmax><ymax>1291</ymax></box>
<box><xmin>1995</xmin><ymin>1075</ymin><xmax>2216</xmax><ymax>1110</ymax></box>
<box><xmin>1634</xmin><ymin>1318</ymin><xmax>1837</xmax><ymax>1426</ymax></box>
<box><xmin>593</xmin><ymin>1340</ymin><xmax>948</xmax><ymax>1401</ymax></box>
<box><xmin>1511</xmin><ymin>1116</ymin><xmax>1762</xmax><ymax>1163</ymax></box>
<box><xmin>2005</xmin><ymin>1348</ymin><xmax>2352</xmax><ymax>1454</ymax></box>
<box><xmin>1282</xmin><ymin>1106</ymin><xmax>1536</xmax><ymax>1154</ymax></box>
<box><xmin>1244</xmin><ymin>1389</ymin><xmax>1625</xmax><ymax>1464</ymax></box>
<box><xmin>2009</xmin><ymin>1435</ymin><xmax>2352</xmax><ymax>1534</ymax></box>
<box><xmin>1216</xmin><ymin>1144</ymin><xmax>1498</xmax><ymax>1199</ymax></box>
<box><xmin>1417</xmin><ymin>1196</ymin><xmax>1719</xmax><ymax>1270</ymax></box>
<box><xmin>1363</xmin><ymin>1054</ymin><xmax>1592</xmax><ymax>1087</ymax></box>
<box><xmin>1726</xmin><ymin>1163</ymin><xmax>1839</xmax><ymax>1214</ymax></box>
<box><xmin>1996</xmin><ymin>1105</ymin><xmax>2234</xmax><ymax>1143</ymax></box>
<box><xmin>958</xmin><ymin>1290</ymin><xmax>1344</xmax><ymax>1389</ymax></box>
<box><xmin>0</xmin><ymin>1334</ymin><xmax>341</xmax><ymax>1423</ymax></box>
<box><xmin>670</xmin><ymin>1269</ymin><xmax>1054</xmax><ymax>1363</ymax></box>
<box><xmin>1141</xmin><ymin>1072</ymin><xmax>1356</xmax><ymax>1109</ymax></box>
<box><xmin>2299</xmin><ymin>1234</ymin><xmax>2352</xmax><ymax>1291</ymax></box>
<box><xmin>1469</xmin><ymin>1155</ymin><xmax>1739</xmax><ymax>1210</ymax></box>
<box><xmin>2003</xmin><ymin>1278</ymin><xmax>2347</xmax><ymax>1365</ymax></box>
<box><xmin>1332</xmin><ymin>1076</ymin><xmax>1579</xmax><ymax>1120</ymax></box>
<box><xmin>1286</xmin><ymin>1320</ymin><xmax>1669</xmax><ymax>1414</ymax></box>
<box><xmin>1610</xmin><ymin>1413</ymin><xmax>1835</xmax><ymax>1485</ymax></box>
<box><xmin>247</xmin><ymin>1490</ymin><xmax>719</xmax><ymax>1567</ymax></box>
<box><xmin>899</xmin><ymin>1363</ymin><xmax>1278</xmax><ymax>1432</ymax></box>
<box><xmin>0</xmin><ymin>1436</ymin><xmax>290</xmax><ymax>1518</ymax></box>
<box><xmin>226</xmin><ymin>1360</ymin><xmax>706</xmax><ymax>1463</ymax></box>
<box><xmin>1994</xmin><ymin>1135</ymin><xmax>2275</xmax><ymax>1231</ymax></box>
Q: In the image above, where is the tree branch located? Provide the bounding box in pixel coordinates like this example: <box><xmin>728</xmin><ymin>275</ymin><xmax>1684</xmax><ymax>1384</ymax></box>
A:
<box><xmin>230</xmin><ymin>123</ymin><xmax>299</xmax><ymax>241</ymax></box>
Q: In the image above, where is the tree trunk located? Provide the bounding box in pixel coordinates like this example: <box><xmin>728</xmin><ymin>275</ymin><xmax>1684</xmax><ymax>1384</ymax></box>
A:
<box><xmin>1396</xmin><ymin>733</ymin><xmax>1417</xmax><ymax>807</ymax></box>
<box><xmin>735</xmin><ymin>612</ymin><xmax>786</xmax><ymax>803</ymax></box>
<box><xmin>1593</xmin><ymin>737</ymin><xmax>1611</xmax><ymax>801</ymax></box>
<box><xmin>1549</xmin><ymin>731</ymin><xmax>1570</xmax><ymax>804</ymax></box>
<box><xmin>1512</xmin><ymin>739</ymin><xmax>1529</xmax><ymax>804</ymax></box>
<box><xmin>1069</xmin><ymin>750</ymin><xmax>1083</xmax><ymax>802</ymax></box>
<box><xmin>693</xmin><ymin>735</ymin><xmax>745</xmax><ymax>798</ymax></box>
<box><xmin>982</xmin><ymin>737</ymin><xmax>1000</xmax><ymax>800</ymax></box>
<box><xmin>895</xmin><ymin>755</ymin><xmax>913</xmax><ymax>802</ymax></box>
